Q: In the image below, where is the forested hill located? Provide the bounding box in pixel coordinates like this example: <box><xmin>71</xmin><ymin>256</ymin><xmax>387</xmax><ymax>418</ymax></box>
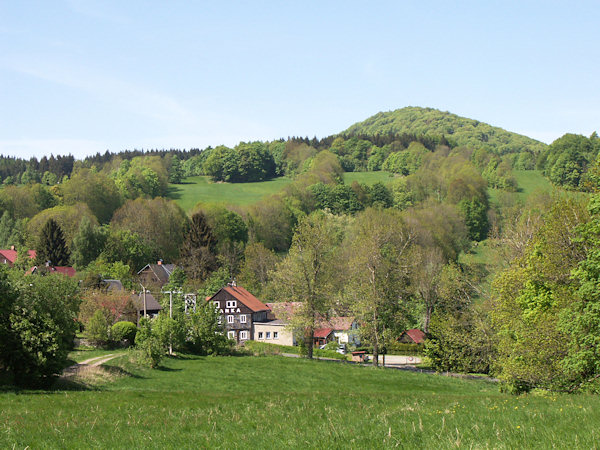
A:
<box><xmin>343</xmin><ymin>106</ymin><xmax>547</xmax><ymax>155</ymax></box>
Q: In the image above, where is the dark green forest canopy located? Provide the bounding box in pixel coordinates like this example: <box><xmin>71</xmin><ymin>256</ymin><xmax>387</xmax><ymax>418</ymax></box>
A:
<box><xmin>343</xmin><ymin>106</ymin><xmax>547</xmax><ymax>155</ymax></box>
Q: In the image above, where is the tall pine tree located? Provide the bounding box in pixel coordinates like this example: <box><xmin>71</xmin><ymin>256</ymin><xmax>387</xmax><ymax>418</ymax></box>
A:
<box><xmin>36</xmin><ymin>218</ymin><xmax>71</xmax><ymax>266</ymax></box>
<box><xmin>178</xmin><ymin>212</ymin><xmax>217</xmax><ymax>280</ymax></box>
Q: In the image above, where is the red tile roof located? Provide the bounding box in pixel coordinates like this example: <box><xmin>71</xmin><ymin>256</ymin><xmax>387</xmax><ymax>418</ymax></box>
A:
<box><xmin>221</xmin><ymin>286</ymin><xmax>269</xmax><ymax>312</ymax></box>
<box><xmin>401</xmin><ymin>328</ymin><xmax>426</xmax><ymax>344</ymax></box>
<box><xmin>26</xmin><ymin>265</ymin><xmax>76</xmax><ymax>277</ymax></box>
<box><xmin>0</xmin><ymin>249</ymin><xmax>36</xmax><ymax>265</ymax></box>
<box><xmin>319</xmin><ymin>316</ymin><xmax>355</xmax><ymax>331</ymax></box>
<box><xmin>314</xmin><ymin>328</ymin><xmax>333</xmax><ymax>338</ymax></box>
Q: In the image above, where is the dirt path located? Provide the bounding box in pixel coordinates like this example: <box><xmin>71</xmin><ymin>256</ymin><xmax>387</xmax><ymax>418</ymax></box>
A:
<box><xmin>63</xmin><ymin>353</ymin><xmax>124</xmax><ymax>375</ymax></box>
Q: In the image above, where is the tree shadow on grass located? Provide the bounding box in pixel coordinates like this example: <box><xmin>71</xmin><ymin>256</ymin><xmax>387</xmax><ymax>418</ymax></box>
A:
<box><xmin>52</xmin><ymin>365</ymin><xmax>144</xmax><ymax>392</ymax></box>
<box><xmin>165</xmin><ymin>186</ymin><xmax>182</xmax><ymax>200</ymax></box>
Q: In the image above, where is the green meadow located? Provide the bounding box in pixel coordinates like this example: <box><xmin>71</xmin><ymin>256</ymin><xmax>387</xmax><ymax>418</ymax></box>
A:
<box><xmin>1</xmin><ymin>355</ymin><xmax>597</xmax><ymax>448</ymax></box>
<box><xmin>167</xmin><ymin>176</ymin><xmax>292</xmax><ymax>211</ymax></box>
<box><xmin>169</xmin><ymin>172</ymin><xmax>395</xmax><ymax>212</ymax></box>
<box><xmin>488</xmin><ymin>169</ymin><xmax>553</xmax><ymax>205</ymax></box>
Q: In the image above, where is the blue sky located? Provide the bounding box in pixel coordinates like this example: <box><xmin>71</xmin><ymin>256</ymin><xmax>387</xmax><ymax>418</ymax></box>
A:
<box><xmin>1</xmin><ymin>1</ymin><xmax>598</xmax><ymax>159</ymax></box>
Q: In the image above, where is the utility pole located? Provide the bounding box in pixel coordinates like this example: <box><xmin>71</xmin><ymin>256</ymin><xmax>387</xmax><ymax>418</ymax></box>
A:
<box><xmin>140</xmin><ymin>283</ymin><xmax>148</xmax><ymax>318</ymax></box>
<box><xmin>162</xmin><ymin>288</ymin><xmax>182</xmax><ymax>356</ymax></box>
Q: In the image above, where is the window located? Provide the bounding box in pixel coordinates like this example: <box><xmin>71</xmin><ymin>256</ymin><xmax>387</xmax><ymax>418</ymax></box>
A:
<box><xmin>266</xmin><ymin>331</ymin><xmax>271</xmax><ymax>339</ymax></box>
<box><xmin>258</xmin><ymin>332</ymin><xmax>264</xmax><ymax>339</ymax></box>
<box><xmin>240</xmin><ymin>314</ymin><xmax>247</xmax><ymax>323</ymax></box>
<box><xmin>227</xmin><ymin>331</ymin><xmax>235</xmax><ymax>339</ymax></box>
<box><xmin>227</xmin><ymin>315</ymin><xmax>234</xmax><ymax>324</ymax></box>
<box><xmin>273</xmin><ymin>331</ymin><xmax>278</xmax><ymax>339</ymax></box>
<box><xmin>213</xmin><ymin>301</ymin><xmax>219</xmax><ymax>308</ymax></box>
<box><xmin>240</xmin><ymin>330</ymin><xmax>248</xmax><ymax>340</ymax></box>
<box><xmin>226</xmin><ymin>300</ymin><xmax>237</xmax><ymax>308</ymax></box>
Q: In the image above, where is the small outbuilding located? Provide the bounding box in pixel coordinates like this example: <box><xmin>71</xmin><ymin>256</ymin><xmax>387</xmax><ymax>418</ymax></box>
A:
<box><xmin>397</xmin><ymin>328</ymin><xmax>426</xmax><ymax>344</ymax></box>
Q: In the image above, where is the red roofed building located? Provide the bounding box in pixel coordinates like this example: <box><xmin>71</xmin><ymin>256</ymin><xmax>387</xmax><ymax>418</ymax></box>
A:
<box><xmin>397</xmin><ymin>328</ymin><xmax>426</xmax><ymax>344</ymax></box>
<box><xmin>207</xmin><ymin>283</ymin><xmax>270</xmax><ymax>344</ymax></box>
<box><xmin>313</xmin><ymin>327</ymin><xmax>334</xmax><ymax>347</ymax></box>
<box><xmin>0</xmin><ymin>247</ymin><xmax>37</xmax><ymax>266</ymax></box>
<box><xmin>27</xmin><ymin>265</ymin><xmax>76</xmax><ymax>277</ymax></box>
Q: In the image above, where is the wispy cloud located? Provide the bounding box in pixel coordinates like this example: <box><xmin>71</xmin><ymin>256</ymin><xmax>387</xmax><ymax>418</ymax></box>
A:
<box><xmin>2</xmin><ymin>56</ymin><xmax>198</xmax><ymax>126</ymax></box>
<box><xmin>64</xmin><ymin>0</ymin><xmax>129</xmax><ymax>25</ymax></box>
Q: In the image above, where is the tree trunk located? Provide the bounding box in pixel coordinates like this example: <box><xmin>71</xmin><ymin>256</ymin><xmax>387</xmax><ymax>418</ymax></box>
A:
<box><xmin>305</xmin><ymin>328</ymin><xmax>314</xmax><ymax>359</ymax></box>
<box><xmin>424</xmin><ymin>306</ymin><xmax>432</xmax><ymax>333</ymax></box>
<box><xmin>372</xmin><ymin>340</ymin><xmax>379</xmax><ymax>367</ymax></box>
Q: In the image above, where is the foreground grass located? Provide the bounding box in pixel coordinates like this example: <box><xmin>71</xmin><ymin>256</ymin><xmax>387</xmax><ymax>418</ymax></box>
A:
<box><xmin>1</xmin><ymin>356</ymin><xmax>598</xmax><ymax>448</ymax></box>
<box><xmin>168</xmin><ymin>176</ymin><xmax>292</xmax><ymax>211</ymax></box>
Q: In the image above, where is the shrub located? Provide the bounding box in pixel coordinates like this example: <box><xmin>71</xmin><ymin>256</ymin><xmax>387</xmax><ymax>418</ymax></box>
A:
<box><xmin>387</xmin><ymin>342</ymin><xmax>424</xmax><ymax>356</ymax></box>
<box><xmin>86</xmin><ymin>310</ymin><xmax>110</xmax><ymax>347</ymax></box>
<box><xmin>110</xmin><ymin>321</ymin><xmax>137</xmax><ymax>343</ymax></box>
<box><xmin>134</xmin><ymin>318</ymin><xmax>163</xmax><ymax>368</ymax></box>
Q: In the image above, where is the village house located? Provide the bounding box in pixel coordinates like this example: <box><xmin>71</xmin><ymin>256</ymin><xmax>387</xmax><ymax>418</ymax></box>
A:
<box><xmin>253</xmin><ymin>319</ymin><xmax>295</xmax><ymax>346</ymax></box>
<box><xmin>137</xmin><ymin>261</ymin><xmax>178</xmax><ymax>289</ymax></box>
<box><xmin>207</xmin><ymin>283</ymin><xmax>270</xmax><ymax>344</ymax></box>
<box><xmin>0</xmin><ymin>246</ymin><xmax>36</xmax><ymax>266</ymax></box>
<box><xmin>27</xmin><ymin>264</ymin><xmax>76</xmax><ymax>277</ymax></box>
<box><xmin>397</xmin><ymin>328</ymin><xmax>426</xmax><ymax>344</ymax></box>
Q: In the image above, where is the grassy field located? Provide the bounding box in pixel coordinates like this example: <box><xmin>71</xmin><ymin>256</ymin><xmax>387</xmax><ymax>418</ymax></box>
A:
<box><xmin>169</xmin><ymin>172</ymin><xmax>394</xmax><ymax>212</ymax></box>
<box><xmin>343</xmin><ymin>170</ymin><xmax>394</xmax><ymax>185</ymax></box>
<box><xmin>488</xmin><ymin>169</ymin><xmax>553</xmax><ymax>205</ymax></box>
<box><xmin>1</xmin><ymin>355</ymin><xmax>598</xmax><ymax>448</ymax></box>
<box><xmin>168</xmin><ymin>176</ymin><xmax>292</xmax><ymax>211</ymax></box>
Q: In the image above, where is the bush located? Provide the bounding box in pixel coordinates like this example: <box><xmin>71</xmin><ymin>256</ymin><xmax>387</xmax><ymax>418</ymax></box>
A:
<box><xmin>86</xmin><ymin>310</ymin><xmax>109</xmax><ymax>347</ymax></box>
<box><xmin>110</xmin><ymin>321</ymin><xmax>137</xmax><ymax>343</ymax></box>
<box><xmin>134</xmin><ymin>318</ymin><xmax>163</xmax><ymax>368</ymax></box>
<box><xmin>386</xmin><ymin>342</ymin><xmax>424</xmax><ymax>356</ymax></box>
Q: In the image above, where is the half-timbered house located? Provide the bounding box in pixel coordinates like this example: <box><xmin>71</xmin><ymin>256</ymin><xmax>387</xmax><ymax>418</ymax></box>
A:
<box><xmin>207</xmin><ymin>284</ymin><xmax>270</xmax><ymax>344</ymax></box>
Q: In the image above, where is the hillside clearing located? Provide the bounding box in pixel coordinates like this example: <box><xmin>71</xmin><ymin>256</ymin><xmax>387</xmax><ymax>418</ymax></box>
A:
<box><xmin>0</xmin><ymin>355</ymin><xmax>597</xmax><ymax>448</ymax></box>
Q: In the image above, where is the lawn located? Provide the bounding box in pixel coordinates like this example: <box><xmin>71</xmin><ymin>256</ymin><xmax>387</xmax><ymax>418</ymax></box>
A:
<box><xmin>0</xmin><ymin>355</ymin><xmax>597</xmax><ymax>448</ymax></box>
<box><xmin>167</xmin><ymin>176</ymin><xmax>292</xmax><ymax>211</ymax></box>
<box><xmin>488</xmin><ymin>169</ymin><xmax>553</xmax><ymax>205</ymax></box>
<box><xmin>343</xmin><ymin>170</ymin><xmax>394</xmax><ymax>185</ymax></box>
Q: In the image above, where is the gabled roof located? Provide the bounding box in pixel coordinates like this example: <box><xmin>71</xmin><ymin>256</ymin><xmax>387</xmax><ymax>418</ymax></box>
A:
<box><xmin>132</xmin><ymin>291</ymin><xmax>163</xmax><ymax>312</ymax></box>
<box><xmin>0</xmin><ymin>249</ymin><xmax>36</xmax><ymax>265</ymax></box>
<box><xmin>319</xmin><ymin>317</ymin><xmax>355</xmax><ymax>331</ymax></box>
<box><xmin>210</xmin><ymin>286</ymin><xmax>269</xmax><ymax>312</ymax></box>
<box><xmin>27</xmin><ymin>265</ymin><xmax>76</xmax><ymax>277</ymax></box>
<box><xmin>400</xmin><ymin>328</ymin><xmax>426</xmax><ymax>344</ymax></box>
<box><xmin>314</xmin><ymin>328</ymin><xmax>334</xmax><ymax>339</ymax></box>
<box><xmin>103</xmin><ymin>279</ymin><xmax>124</xmax><ymax>292</ymax></box>
<box><xmin>137</xmin><ymin>263</ymin><xmax>177</xmax><ymax>285</ymax></box>
<box><xmin>265</xmin><ymin>302</ymin><xmax>303</xmax><ymax>319</ymax></box>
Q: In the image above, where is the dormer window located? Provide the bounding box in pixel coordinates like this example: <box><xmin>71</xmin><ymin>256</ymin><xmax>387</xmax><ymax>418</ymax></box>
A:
<box><xmin>226</xmin><ymin>300</ymin><xmax>237</xmax><ymax>308</ymax></box>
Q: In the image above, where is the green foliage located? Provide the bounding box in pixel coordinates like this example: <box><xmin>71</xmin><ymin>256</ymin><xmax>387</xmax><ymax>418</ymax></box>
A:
<box><xmin>458</xmin><ymin>197</ymin><xmax>489</xmax><ymax>241</ymax></box>
<box><xmin>110</xmin><ymin>321</ymin><xmax>138</xmax><ymax>343</ymax></box>
<box><xmin>539</xmin><ymin>133</ymin><xmax>598</xmax><ymax>189</ymax></box>
<box><xmin>382</xmin><ymin>142</ymin><xmax>429</xmax><ymax>175</ymax></box>
<box><xmin>185</xmin><ymin>302</ymin><xmax>233</xmax><ymax>355</ymax></box>
<box><xmin>168</xmin><ymin>156</ymin><xmax>184</xmax><ymax>184</ymax></box>
<box><xmin>135</xmin><ymin>317</ymin><xmax>163</xmax><ymax>368</ymax></box>
<box><xmin>2</xmin><ymin>272</ymin><xmax>80</xmax><ymax>387</ymax></box>
<box><xmin>36</xmin><ymin>218</ymin><xmax>71</xmax><ymax>266</ymax></box>
<box><xmin>62</xmin><ymin>169</ymin><xmax>123</xmax><ymax>223</ymax></box>
<box><xmin>153</xmin><ymin>313</ymin><xmax>186</xmax><ymax>352</ymax></box>
<box><xmin>71</xmin><ymin>217</ymin><xmax>108</xmax><ymax>269</ymax></box>
<box><xmin>86</xmin><ymin>309</ymin><xmax>110</xmax><ymax>346</ymax></box>
<box><xmin>28</xmin><ymin>203</ymin><xmax>98</xmax><ymax>250</ymax></box>
<box><xmin>0</xmin><ymin>211</ymin><xmax>23</xmax><ymax>248</ymax></box>
<box><xmin>344</xmin><ymin>106</ymin><xmax>546</xmax><ymax>155</ymax></box>
<box><xmin>203</xmin><ymin>142</ymin><xmax>276</xmax><ymax>182</ymax></box>
<box><xmin>178</xmin><ymin>211</ymin><xmax>217</xmax><ymax>280</ymax></box>
<box><xmin>112</xmin><ymin>156</ymin><xmax>169</xmax><ymax>199</ymax></box>
<box><xmin>100</xmin><ymin>229</ymin><xmax>153</xmax><ymax>272</ymax></box>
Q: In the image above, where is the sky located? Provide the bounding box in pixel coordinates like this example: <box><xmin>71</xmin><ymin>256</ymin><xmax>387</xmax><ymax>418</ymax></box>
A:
<box><xmin>0</xmin><ymin>1</ymin><xmax>598</xmax><ymax>159</ymax></box>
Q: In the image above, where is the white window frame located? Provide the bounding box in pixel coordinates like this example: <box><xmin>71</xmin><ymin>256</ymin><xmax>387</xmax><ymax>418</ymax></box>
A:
<box><xmin>226</xmin><ymin>300</ymin><xmax>237</xmax><ymax>308</ymax></box>
<box><xmin>273</xmin><ymin>331</ymin><xmax>278</xmax><ymax>339</ymax></box>
<box><xmin>227</xmin><ymin>331</ymin><xmax>235</xmax><ymax>339</ymax></box>
<box><xmin>227</xmin><ymin>315</ymin><xmax>234</xmax><ymax>324</ymax></box>
<box><xmin>258</xmin><ymin>331</ymin><xmax>264</xmax><ymax>339</ymax></box>
<box><xmin>240</xmin><ymin>330</ymin><xmax>248</xmax><ymax>340</ymax></box>
<box><xmin>213</xmin><ymin>301</ymin><xmax>219</xmax><ymax>308</ymax></box>
<box><xmin>266</xmin><ymin>331</ymin><xmax>271</xmax><ymax>339</ymax></box>
<box><xmin>240</xmin><ymin>314</ymin><xmax>247</xmax><ymax>323</ymax></box>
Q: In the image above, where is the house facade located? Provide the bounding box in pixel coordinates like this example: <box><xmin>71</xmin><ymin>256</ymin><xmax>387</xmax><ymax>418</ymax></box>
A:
<box><xmin>208</xmin><ymin>285</ymin><xmax>270</xmax><ymax>344</ymax></box>
<box><xmin>253</xmin><ymin>319</ymin><xmax>295</xmax><ymax>346</ymax></box>
<box><xmin>138</xmin><ymin>261</ymin><xmax>178</xmax><ymax>289</ymax></box>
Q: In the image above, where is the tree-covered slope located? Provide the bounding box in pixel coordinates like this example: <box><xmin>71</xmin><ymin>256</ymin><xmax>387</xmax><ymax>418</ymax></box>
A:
<box><xmin>343</xmin><ymin>106</ymin><xmax>546</xmax><ymax>155</ymax></box>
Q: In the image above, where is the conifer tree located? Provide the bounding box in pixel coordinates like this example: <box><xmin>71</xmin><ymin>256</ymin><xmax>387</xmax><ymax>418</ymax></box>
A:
<box><xmin>36</xmin><ymin>218</ymin><xmax>70</xmax><ymax>266</ymax></box>
<box><xmin>178</xmin><ymin>212</ymin><xmax>217</xmax><ymax>280</ymax></box>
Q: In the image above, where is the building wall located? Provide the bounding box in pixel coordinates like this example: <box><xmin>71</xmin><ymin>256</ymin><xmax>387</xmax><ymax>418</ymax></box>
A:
<box><xmin>253</xmin><ymin>323</ymin><xmax>295</xmax><ymax>346</ymax></box>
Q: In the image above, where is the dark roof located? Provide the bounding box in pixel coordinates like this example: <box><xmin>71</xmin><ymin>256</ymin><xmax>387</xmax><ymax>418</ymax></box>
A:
<box><xmin>400</xmin><ymin>329</ymin><xmax>426</xmax><ymax>344</ymax></box>
<box><xmin>103</xmin><ymin>279</ymin><xmax>124</xmax><ymax>292</ymax></box>
<box><xmin>133</xmin><ymin>291</ymin><xmax>163</xmax><ymax>312</ymax></box>
<box><xmin>314</xmin><ymin>328</ymin><xmax>334</xmax><ymax>339</ymax></box>
<box><xmin>254</xmin><ymin>319</ymin><xmax>287</xmax><ymax>326</ymax></box>
<box><xmin>137</xmin><ymin>263</ymin><xmax>177</xmax><ymax>285</ymax></box>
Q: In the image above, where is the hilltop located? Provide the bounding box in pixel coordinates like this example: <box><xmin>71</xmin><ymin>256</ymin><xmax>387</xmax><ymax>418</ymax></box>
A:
<box><xmin>343</xmin><ymin>106</ymin><xmax>547</xmax><ymax>154</ymax></box>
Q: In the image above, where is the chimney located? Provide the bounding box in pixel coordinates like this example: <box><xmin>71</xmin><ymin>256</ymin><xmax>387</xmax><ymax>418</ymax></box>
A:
<box><xmin>10</xmin><ymin>245</ymin><xmax>15</xmax><ymax>251</ymax></box>
<box><xmin>157</xmin><ymin>259</ymin><xmax>162</xmax><ymax>265</ymax></box>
